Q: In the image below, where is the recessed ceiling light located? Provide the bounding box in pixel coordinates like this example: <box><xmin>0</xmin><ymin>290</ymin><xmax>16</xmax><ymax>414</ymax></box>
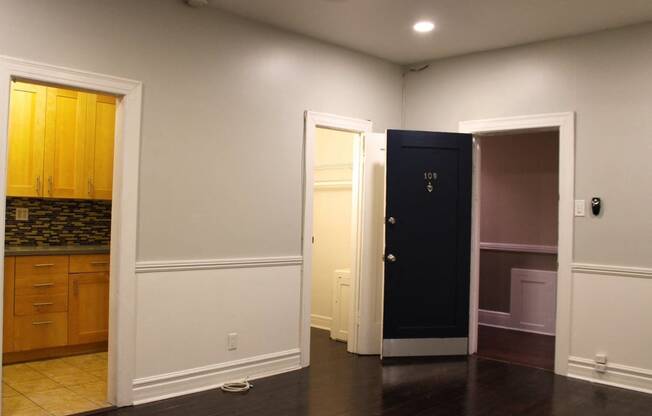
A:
<box><xmin>413</xmin><ymin>21</ymin><xmax>435</xmax><ymax>33</ymax></box>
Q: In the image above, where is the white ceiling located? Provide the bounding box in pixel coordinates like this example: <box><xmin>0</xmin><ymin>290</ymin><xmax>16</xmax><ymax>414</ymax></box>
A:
<box><xmin>206</xmin><ymin>0</ymin><xmax>652</xmax><ymax>64</ymax></box>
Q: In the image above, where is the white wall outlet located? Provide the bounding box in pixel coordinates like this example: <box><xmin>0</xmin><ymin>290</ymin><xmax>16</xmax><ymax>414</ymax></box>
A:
<box><xmin>15</xmin><ymin>207</ymin><xmax>28</xmax><ymax>221</ymax></box>
<box><xmin>574</xmin><ymin>199</ymin><xmax>586</xmax><ymax>217</ymax></box>
<box><xmin>227</xmin><ymin>332</ymin><xmax>238</xmax><ymax>351</ymax></box>
<box><xmin>595</xmin><ymin>353</ymin><xmax>607</xmax><ymax>373</ymax></box>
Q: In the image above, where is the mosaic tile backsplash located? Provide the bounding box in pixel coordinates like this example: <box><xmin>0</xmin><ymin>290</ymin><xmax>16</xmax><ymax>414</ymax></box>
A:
<box><xmin>5</xmin><ymin>197</ymin><xmax>111</xmax><ymax>247</ymax></box>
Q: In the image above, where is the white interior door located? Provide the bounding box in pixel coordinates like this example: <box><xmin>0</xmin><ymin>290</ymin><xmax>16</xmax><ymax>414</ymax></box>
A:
<box><xmin>356</xmin><ymin>132</ymin><xmax>386</xmax><ymax>354</ymax></box>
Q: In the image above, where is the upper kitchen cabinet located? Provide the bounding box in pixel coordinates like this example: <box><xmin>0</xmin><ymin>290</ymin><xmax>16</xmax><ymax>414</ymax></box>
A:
<box><xmin>43</xmin><ymin>86</ymin><xmax>88</xmax><ymax>199</ymax></box>
<box><xmin>85</xmin><ymin>94</ymin><xmax>116</xmax><ymax>200</ymax></box>
<box><xmin>6</xmin><ymin>81</ymin><xmax>115</xmax><ymax>200</ymax></box>
<box><xmin>7</xmin><ymin>81</ymin><xmax>46</xmax><ymax>197</ymax></box>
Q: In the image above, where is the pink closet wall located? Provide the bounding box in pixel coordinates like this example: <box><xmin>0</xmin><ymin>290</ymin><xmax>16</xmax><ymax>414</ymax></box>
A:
<box><xmin>479</xmin><ymin>131</ymin><xmax>559</xmax><ymax>312</ymax></box>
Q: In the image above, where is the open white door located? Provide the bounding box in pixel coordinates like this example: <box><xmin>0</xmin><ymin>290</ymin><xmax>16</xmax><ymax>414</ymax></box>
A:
<box><xmin>355</xmin><ymin>132</ymin><xmax>386</xmax><ymax>355</ymax></box>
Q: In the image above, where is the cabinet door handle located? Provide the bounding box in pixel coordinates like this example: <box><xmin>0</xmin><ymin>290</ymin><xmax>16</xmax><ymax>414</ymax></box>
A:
<box><xmin>32</xmin><ymin>302</ymin><xmax>54</xmax><ymax>307</ymax></box>
<box><xmin>88</xmin><ymin>178</ymin><xmax>92</xmax><ymax>197</ymax></box>
<box><xmin>48</xmin><ymin>176</ymin><xmax>53</xmax><ymax>196</ymax></box>
<box><xmin>35</xmin><ymin>176</ymin><xmax>41</xmax><ymax>195</ymax></box>
<box><xmin>33</xmin><ymin>263</ymin><xmax>55</xmax><ymax>268</ymax></box>
<box><xmin>32</xmin><ymin>320</ymin><xmax>53</xmax><ymax>326</ymax></box>
<box><xmin>90</xmin><ymin>261</ymin><xmax>108</xmax><ymax>266</ymax></box>
<box><xmin>32</xmin><ymin>282</ymin><xmax>54</xmax><ymax>288</ymax></box>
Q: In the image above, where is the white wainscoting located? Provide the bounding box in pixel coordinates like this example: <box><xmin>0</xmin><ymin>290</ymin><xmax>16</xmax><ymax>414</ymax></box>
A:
<box><xmin>510</xmin><ymin>268</ymin><xmax>557</xmax><ymax>335</ymax></box>
<box><xmin>479</xmin><ymin>268</ymin><xmax>557</xmax><ymax>336</ymax></box>
<box><xmin>567</xmin><ymin>263</ymin><xmax>652</xmax><ymax>394</ymax></box>
<box><xmin>133</xmin><ymin>257</ymin><xmax>303</xmax><ymax>404</ymax></box>
<box><xmin>310</xmin><ymin>314</ymin><xmax>332</xmax><ymax>331</ymax></box>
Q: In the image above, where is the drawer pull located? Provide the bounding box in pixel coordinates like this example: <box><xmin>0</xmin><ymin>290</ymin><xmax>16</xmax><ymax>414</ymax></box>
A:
<box><xmin>90</xmin><ymin>261</ymin><xmax>109</xmax><ymax>266</ymax></box>
<box><xmin>32</xmin><ymin>283</ymin><xmax>54</xmax><ymax>288</ymax></box>
<box><xmin>33</xmin><ymin>263</ymin><xmax>55</xmax><ymax>268</ymax></box>
<box><xmin>32</xmin><ymin>302</ymin><xmax>54</xmax><ymax>307</ymax></box>
<box><xmin>32</xmin><ymin>320</ymin><xmax>53</xmax><ymax>326</ymax></box>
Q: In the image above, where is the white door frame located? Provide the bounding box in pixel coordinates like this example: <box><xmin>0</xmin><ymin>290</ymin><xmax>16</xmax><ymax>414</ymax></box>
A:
<box><xmin>459</xmin><ymin>112</ymin><xmax>575</xmax><ymax>376</ymax></box>
<box><xmin>301</xmin><ymin>111</ymin><xmax>372</xmax><ymax>366</ymax></box>
<box><xmin>0</xmin><ymin>55</ymin><xmax>142</xmax><ymax>406</ymax></box>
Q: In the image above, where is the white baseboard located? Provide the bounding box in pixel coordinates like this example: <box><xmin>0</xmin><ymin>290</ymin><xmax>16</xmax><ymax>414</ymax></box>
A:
<box><xmin>568</xmin><ymin>356</ymin><xmax>652</xmax><ymax>395</ymax></box>
<box><xmin>478</xmin><ymin>309</ymin><xmax>512</xmax><ymax>327</ymax></box>
<box><xmin>132</xmin><ymin>348</ymin><xmax>301</xmax><ymax>404</ymax></box>
<box><xmin>310</xmin><ymin>314</ymin><xmax>332</xmax><ymax>331</ymax></box>
<box><xmin>478</xmin><ymin>309</ymin><xmax>555</xmax><ymax>336</ymax></box>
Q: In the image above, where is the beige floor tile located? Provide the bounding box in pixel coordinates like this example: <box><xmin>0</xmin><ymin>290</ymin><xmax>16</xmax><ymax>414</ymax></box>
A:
<box><xmin>88</xmin><ymin>368</ymin><xmax>108</xmax><ymax>381</ymax></box>
<box><xmin>2</xmin><ymin>365</ymin><xmax>44</xmax><ymax>384</ymax></box>
<box><xmin>25</xmin><ymin>360</ymin><xmax>78</xmax><ymax>378</ymax></box>
<box><xmin>67</xmin><ymin>381</ymin><xmax>107</xmax><ymax>405</ymax></box>
<box><xmin>26</xmin><ymin>388</ymin><xmax>99</xmax><ymax>416</ymax></box>
<box><xmin>2</xmin><ymin>395</ymin><xmax>49</xmax><ymax>416</ymax></box>
<box><xmin>2</xmin><ymin>383</ymin><xmax>21</xmax><ymax>398</ymax></box>
<box><xmin>62</xmin><ymin>355</ymin><xmax>107</xmax><ymax>371</ymax></box>
<box><xmin>7</xmin><ymin>378</ymin><xmax>61</xmax><ymax>395</ymax></box>
<box><xmin>46</xmin><ymin>370</ymin><xmax>99</xmax><ymax>387</ymax></box>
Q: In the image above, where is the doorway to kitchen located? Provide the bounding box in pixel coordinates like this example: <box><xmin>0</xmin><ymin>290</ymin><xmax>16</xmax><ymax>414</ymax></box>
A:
<box><xmin>0</xmin><ymin>56</ymin><xmax>143</xmax><ymax>410</ymax></box>
<box><xmin>2</xmin><ymin>79</ymin><xmax>115</xmax><ymax>415</ymax></box>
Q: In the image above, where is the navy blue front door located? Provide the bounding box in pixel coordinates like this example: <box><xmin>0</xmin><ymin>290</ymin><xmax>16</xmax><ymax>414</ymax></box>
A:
<box><xmin>383</xmin><ymin>130</ymin><xmax>472</xmax><ymax>357</ymax></box>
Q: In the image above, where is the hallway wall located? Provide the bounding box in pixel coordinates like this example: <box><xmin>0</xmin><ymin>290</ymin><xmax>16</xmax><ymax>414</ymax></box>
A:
<box><xmin>0</xmin><ymin>0</ymin><xmax>402</xmax><ymax>403</ymax></box>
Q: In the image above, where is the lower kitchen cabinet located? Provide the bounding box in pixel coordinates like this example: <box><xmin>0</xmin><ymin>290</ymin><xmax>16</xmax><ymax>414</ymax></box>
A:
<box><xmin>68</xmin><ymin>272</ymin><xmax>110</xmax><ymax>345</ymax></box>
<box><xmin>3</xmin><ymin>257</ymin><xmax>15</xmax><ymax>353</ymax></box>
<box><xmin>14</xmin><ymin>312</ymin><xmax>68</xmax><ymax>351</ymax></box>
<box><xmin>3</xmin><ymin>254</ymin><xmax>109</xmax><ymax>360</ymax></box>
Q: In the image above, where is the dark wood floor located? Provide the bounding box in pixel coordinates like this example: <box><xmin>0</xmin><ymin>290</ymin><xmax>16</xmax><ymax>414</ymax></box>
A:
<box><xmin>477</xmin><ymin>325</ymin><xmax>556</xmax><ymax>370</ymax></box>
<box><xmin>90</xmin><ymin>328</ymin><xmax>652</xmax><ymax>416</ymax></box>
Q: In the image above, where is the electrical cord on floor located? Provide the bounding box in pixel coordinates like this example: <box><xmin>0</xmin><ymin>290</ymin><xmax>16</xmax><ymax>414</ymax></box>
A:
<box><xmin>220</xmin><ymin>378</ymin><xmax>253</xmax><ymax>393</ymax></box>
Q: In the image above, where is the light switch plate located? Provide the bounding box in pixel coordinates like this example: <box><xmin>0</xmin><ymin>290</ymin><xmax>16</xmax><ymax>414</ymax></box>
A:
<box><xmin>574</xmin><ymin>200</ymin><xmax>585</xmax><ymax>217</ymax></box>
<box><xmin>15</xmin><ymin>207</ymin><xmax>28</xmax><ymax>221</ymax></box>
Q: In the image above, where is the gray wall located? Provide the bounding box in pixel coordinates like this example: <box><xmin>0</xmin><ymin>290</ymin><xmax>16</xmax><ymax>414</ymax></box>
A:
<box><xmin>0</xmin><ymin>0</ymin><xmax>402</xmax><ymax>261</ymax></box>
<box><xmin>404</xmin><ymin>23</ymin><xmax>652</xmax><ymax>268</ymax></box>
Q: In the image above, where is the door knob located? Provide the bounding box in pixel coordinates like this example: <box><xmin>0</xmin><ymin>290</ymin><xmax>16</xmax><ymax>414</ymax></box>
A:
<box><xmin>387</xmin><ymin>216</ymin><xmax>396</xmax><ymax>225</ymax></box>
<box><xmin>385</xmin><ymin>254</ymin><xmax>397</xmax><ymax>263</ymax></box>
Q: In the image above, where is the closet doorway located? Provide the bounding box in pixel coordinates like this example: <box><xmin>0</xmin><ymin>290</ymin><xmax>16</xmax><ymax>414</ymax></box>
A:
<box><xmin>475</xmin><ymin>130</ymin><xmax>559</xmax><ymax>370</ymax></box>
<box><xmin>310</xmin><ymin>127</ymin><xmax>358</xmax><ymax>344</ymax></box>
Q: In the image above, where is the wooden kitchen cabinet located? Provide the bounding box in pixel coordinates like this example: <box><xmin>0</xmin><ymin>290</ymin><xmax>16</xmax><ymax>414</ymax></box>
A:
<box><xmin>43</xmin><ymin>86</ymin><xmax>88</xmax><ymax>199</ymax></box>
<box><xmin>85</xmin><ymin>94</ymin><xmax>116</xmax><ymax>200</ymax></box>
<box><xmin>4</xmin><ymin>257</ymin><xmax>15</xmax><ymax>353</ymax></box>
<box><xmin>3</xmin><ymin>254</ymin><xmax>109</xmax><ymax>359</ymax></box>
<box><xmin>68</xmin><ymin>272</ymin><xmax>109</xmax><ymax>345</ymax></box>
<box><xmin>6</xmin><ymin>81</ymin><xmax>46</xmax><ymax>197</ymax></box>
<box><xmin>6</xmin><ymin>81</ymin><xmax>115</xmax><ymax>200</ymax></box>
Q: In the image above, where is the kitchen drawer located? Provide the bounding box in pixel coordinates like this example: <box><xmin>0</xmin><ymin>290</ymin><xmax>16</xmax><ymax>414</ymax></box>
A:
<box><xmin>15</xmin><ymin>293</ymin><xmax>68</xmax><ymax>316</ymax></box>
<box><xmin>13</xmin><ymin>312</ymin><xmax>68</xmax><ymax>351</ymax></box>
<box><xmin>69</xmin><ymin>254</ymin><xmax>110</xmax><ymax>273</ymax></box>
<box><xmin>16</xmin><ymin>256</ymin><xmax>69</xmax><ymax>278</ymax></box>
<box><xmin>15</xmin><ymin>274</ymin><xmax>68</xmax><ymax>296</ymax></box>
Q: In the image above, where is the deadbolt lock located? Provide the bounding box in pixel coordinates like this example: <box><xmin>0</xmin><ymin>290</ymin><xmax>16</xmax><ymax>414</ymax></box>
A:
<box><xmin>385</xmin><ymin>253</ymin><xmax>397</xmax><ymax>263</ymax></box>
<box><xmin>387</xmin><ymin>216</ymin><xmax>396</xmax><ymax>225</ymax></box>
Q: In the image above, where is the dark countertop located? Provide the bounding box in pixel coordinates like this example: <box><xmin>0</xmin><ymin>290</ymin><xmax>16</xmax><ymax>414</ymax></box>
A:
<box><xmin>4</xmin><ymin>245</ymin><xmax>110</xmax><ymax>257</ymax></box>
